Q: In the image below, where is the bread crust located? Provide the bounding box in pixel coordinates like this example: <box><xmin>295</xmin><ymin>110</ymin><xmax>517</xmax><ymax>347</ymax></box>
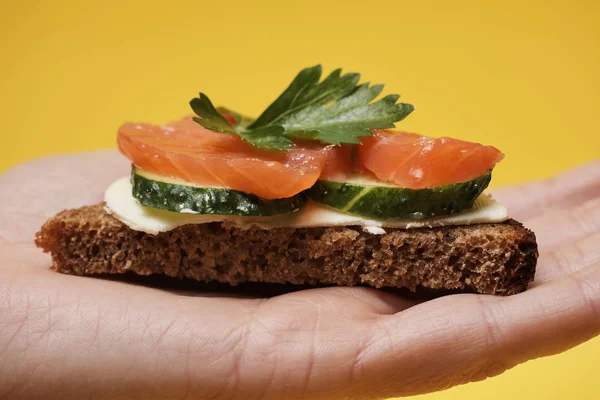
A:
<box><xmin>35</xmin><ymin>204</ymin><xmax>538</xmax><ymax>295</ymax></box>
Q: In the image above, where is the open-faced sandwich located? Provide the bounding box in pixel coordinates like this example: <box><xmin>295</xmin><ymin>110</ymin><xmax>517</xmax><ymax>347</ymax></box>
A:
<box><xmin>36</xmin><ymin>65</ymin><xmax>538</xmax><ymax>295</ymax></box>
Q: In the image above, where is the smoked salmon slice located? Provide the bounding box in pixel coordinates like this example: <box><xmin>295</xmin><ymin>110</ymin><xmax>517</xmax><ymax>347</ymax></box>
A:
<box><xmin>320</xmin><ymin>144</ymin><xmax>358</xmax><ymax>180</ymax></box>
<box><xmin>358</xmin><ymin>130</ymin><xmax>504</xmax><ymax>188</ymax></box>
<box><xmin>118</xmin><ymin>117</ymin><xmax>331</xmax><ymax>199</ymax></box>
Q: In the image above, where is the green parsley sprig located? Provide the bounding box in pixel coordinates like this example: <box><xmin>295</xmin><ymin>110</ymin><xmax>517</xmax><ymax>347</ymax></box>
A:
<box><xmin>190</xmin><ymin>65</ymin><xmax>414</xmax><ymax>151</ymax></box>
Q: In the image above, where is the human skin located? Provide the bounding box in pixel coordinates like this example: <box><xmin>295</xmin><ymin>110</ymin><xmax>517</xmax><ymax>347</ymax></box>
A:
<box><xmin>0</xmin><ymin>152</ymin><xmax>599</xmax><ymax>400</ymax></box>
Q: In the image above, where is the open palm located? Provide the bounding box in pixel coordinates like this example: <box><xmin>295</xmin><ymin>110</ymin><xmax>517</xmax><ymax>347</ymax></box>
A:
<box><xmin>1</xmin><ymin>151</ymin><xmax>599</xmax><ymax>400</ymax></box>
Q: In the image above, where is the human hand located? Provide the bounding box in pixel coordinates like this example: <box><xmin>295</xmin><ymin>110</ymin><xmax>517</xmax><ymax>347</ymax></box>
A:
<box><xmin>1</xmin><ymin>151</ymin><xmax>598</xmax><ymax>399</ymax></box>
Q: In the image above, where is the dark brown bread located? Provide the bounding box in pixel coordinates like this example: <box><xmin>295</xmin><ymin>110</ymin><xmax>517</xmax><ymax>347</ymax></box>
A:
<box><xmin>35</xmin><ymin>204</ymin><xmax>538</xmax><ymax>295</ymax></box>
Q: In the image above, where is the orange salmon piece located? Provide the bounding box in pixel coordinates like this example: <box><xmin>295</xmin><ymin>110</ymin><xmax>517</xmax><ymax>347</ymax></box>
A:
<box><xmin>358</xmin><ymin>129</ymin><xmax>504</xmax><ymax>188</ymax></box>
<box><xmin>320</xmin><ymin>144</ymin><xmax>359</xmax><ymax>180</ymax></box>
<box><xmin>118</xmin><ymin>117</ymin><xmax>330</xmax><ymax>199</ymax></box>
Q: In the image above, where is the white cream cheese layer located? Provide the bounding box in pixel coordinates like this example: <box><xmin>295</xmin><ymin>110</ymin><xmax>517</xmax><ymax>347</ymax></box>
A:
<box><xmin>104</xmin><ymin>176</ymin><xmax>509</xmax><ymax>235</ymax></box>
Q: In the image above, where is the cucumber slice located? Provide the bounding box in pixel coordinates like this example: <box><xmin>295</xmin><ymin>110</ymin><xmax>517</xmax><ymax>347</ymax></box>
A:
<box><xmin>307</xmin><ymin>172</ymin><xmax>492</xmax><ymax>220</ymax></box>
<box><xmin>131</xmin><ymin>167</ymin><xmax>306</xmax><ymax>216</ymax></box>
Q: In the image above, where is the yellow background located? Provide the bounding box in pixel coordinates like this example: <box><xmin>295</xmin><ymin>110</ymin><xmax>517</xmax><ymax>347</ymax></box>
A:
<box><xmin>1</xmin><ymin>0</ymin><xmax>599</xmax><ymax>398</ymax></box>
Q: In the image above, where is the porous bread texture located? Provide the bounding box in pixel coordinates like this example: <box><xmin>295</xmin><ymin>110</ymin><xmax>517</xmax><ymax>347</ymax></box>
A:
<box><xmin>35</xmin><ymin>204</ymin><xmax>538</xmax><ymax>295</ymax></box>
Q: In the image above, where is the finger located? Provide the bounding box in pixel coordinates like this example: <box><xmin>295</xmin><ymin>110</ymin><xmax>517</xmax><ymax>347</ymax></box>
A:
<box><xmin>0</xmin><ymin>150</ymin><xmax>127</xmax><ymax>214</ymax></box>
<box><xmin>0</xmin><ymin>150</ymin><xmax>128</xmax><ymax>244</ymax></box>
<box><xmin>354</xmin><ymin>260</ymin><xmax>600</xmax><ymax>398</ymax></box>
<box><xmin>524</xmin><ymin>196</ymin><xmax>600</xmax><ymax>250</ymax></box>
<box><xmin>531</xmin><ymin>232</ymin><xmax>600</xmax><ymax>286</ymax></box>
<box><xmin>468</xmin><ymin>261</ymin><xmax>600</xmax><ymax>377</ymax></box>
<box><xmin>492</xmin><ymin>159</ymin><xmax>600</xmax><ymax>221</ymax></box>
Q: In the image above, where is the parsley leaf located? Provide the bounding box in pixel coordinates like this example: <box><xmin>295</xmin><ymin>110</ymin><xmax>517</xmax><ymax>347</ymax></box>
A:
<box><xmin>247</xmin><ymin>66</ymin><xmax>360</xmax><ymax>130</ymax></box>
<box><xmin>216</xmin><ymin>107</ymin><xmax>254</xmax><ymax>129</ymax></box>
<box><xmin>278</xmin><ymin>82</ymin><xmax>414</xmax><ymax>144</ymax></box>
<box><xmin>190</xmin><ymin>95</ymin><xmax>293</xmax><ymax>150</ymax></box>
<box><xmin>236</xmin><ymin>126</ymin><xmax>290</xmax><ymax>150</ymax></box>
<box><xmin>190</xmin><ymin>65</ymin><xmax>414</xmax><ymax>151</ymax></box>
<box><xmin>190</xmin><ymin>93</ymin><xmax>235</xmax><ymax>134</ymax></box>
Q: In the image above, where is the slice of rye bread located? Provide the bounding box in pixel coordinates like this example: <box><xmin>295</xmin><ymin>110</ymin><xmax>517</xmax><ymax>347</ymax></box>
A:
<box><xmin>35</xmin><ymin>204</ymin><xmax>538</xmax><ymax>295</ymax></box>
